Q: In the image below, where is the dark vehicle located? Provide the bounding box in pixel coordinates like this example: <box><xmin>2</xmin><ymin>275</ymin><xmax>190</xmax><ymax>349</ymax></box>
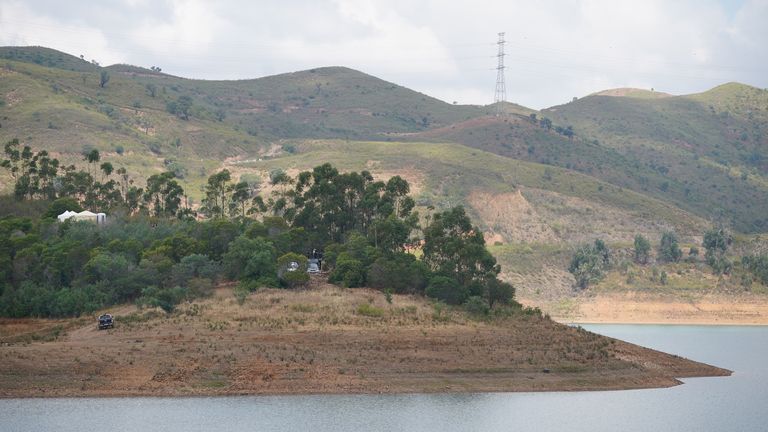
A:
<box><xmin>98</xmin><ymin>313</ymin><xmax>114</xmax><ymax>330</ymax></box>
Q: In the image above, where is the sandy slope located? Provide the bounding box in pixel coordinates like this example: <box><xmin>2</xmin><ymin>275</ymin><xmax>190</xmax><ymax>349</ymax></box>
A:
<box><xmin>524</xmin><ymin>292</ymin><xmax>768</xmax><ymax>325</ymax></box>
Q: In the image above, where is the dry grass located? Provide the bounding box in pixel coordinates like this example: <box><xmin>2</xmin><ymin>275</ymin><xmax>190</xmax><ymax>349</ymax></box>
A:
<box><xmin>0</xmin><ymin>282</ymin><xmax>729</xmax><ymax>398</ymax></box>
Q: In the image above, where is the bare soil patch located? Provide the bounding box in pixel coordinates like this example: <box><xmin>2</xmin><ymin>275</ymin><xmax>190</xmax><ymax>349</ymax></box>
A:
<box><xmin>528</xmin><ymin>292</ymin><xmax>768</xmax><ymax>325</ymax></box>
<box><xmin>0</xmin><ymin>284</ymin><xmax>729</xmax><ymax>397</ymax></box>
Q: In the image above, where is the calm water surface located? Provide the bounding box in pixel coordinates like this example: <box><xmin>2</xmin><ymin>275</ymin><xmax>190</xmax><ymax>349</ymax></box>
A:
<box><xmin>1</xmin><ymin>325</ymin><xmax>766</xmax><ymax>432</ymax></box>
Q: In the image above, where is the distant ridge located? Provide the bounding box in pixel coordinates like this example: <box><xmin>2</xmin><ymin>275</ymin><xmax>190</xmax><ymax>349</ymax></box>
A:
<box><xmin>592</xmin><ymin>88</ymin><xmax>672</xmax><ymax>99</ymax></box>
<box><xmin>0</xmin><ymin>45</ymin><xmax>767</xmax><ymax>232</ymax></box>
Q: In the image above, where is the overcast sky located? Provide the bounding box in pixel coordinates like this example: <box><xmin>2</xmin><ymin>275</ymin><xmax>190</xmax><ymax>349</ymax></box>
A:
<box><xmin>1</xmin><ymin>0</ymin><xmax>767</xmax><ymax>109</ymax></box>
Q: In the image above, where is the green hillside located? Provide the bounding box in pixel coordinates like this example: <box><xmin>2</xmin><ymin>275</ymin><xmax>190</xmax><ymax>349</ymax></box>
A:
<box><xmin>542</xmin><ymin>84</ymin><xmax>768</xmax><ymax>232</ymax></box>
<box><xmin>231</xmin><ymin>139</ymin><xmax>707</xmax><ymax>238</ymax></box>
<box><xmin>1</xmin><ymin>46</ymin><xmax>767</xmax><ymax>234</ymax></box>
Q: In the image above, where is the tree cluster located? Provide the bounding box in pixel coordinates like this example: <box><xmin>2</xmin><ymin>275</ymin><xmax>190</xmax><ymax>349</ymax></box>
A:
<box><xmin>1</xmin><ymin>155</ymin><xmax>518</xmax><ymax>317</ymax></box>
<box><xmin>1</xmin><ymin>139</ymin><xmax>191</xmax><ymax>219</ymax></box>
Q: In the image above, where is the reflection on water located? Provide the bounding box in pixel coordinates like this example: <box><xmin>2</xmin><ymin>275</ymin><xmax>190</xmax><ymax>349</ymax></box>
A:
<box><xmin>1</xmin><ymin>325</ymin><xmax>766</xmax><ymax>432</ymax></box>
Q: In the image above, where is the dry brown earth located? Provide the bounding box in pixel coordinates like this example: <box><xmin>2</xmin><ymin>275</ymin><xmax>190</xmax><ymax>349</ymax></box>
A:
<box><xmin>528</xmin><ymin>292</ymin><xmax>768</xmax><ymax>325</ymax></box>
<box><xmin>0</xmin><ymin>282</ymin><xmax>729</xmax><ymax>398</ymax></box>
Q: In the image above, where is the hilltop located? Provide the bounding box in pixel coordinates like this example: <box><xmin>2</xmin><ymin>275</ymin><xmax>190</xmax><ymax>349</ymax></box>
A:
<box><xmin>591</xmin><ymin>88</ymin><xmax>672</xmax><ymax>99</ymax></box>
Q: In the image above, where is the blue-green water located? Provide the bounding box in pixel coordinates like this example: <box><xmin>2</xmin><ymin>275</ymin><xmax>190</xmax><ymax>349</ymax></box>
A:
<box><xmin>1</xmin><ymin>325</ymin><xmax>766</xmax><ymax>432</ymax></box>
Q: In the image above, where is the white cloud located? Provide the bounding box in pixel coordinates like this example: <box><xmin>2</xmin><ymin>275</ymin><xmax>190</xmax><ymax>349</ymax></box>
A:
<box><xmin>0</xmin><ymin>1</ymin><xmax>122</xmax><ymax>65</ymax></box>
<box><xmin>129</xmin><ymin>0</ymin><xmax>227</xmax><ymax>55</ymax></box>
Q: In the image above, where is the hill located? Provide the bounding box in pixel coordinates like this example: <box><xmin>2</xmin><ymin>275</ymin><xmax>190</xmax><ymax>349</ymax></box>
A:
<box><xmin>543</xmin><ymin>83</ymin><xmax>768</xmax><ymax>232</ymax></box>
<box><xmin>0</xmin><ymin>46</ymin><xmax>487</xmax><ymax>197</ymax></box>
<box><xmin>2</xmin><ymin>46</ymin><xmax>768</xmax><ymax>320</ymax></box>
<box><xmin>0</xmin><ymin>283</ymin><xmax>729</xmax><ymax>397</ymax></box>
<box><xmin>1</xmin><ymin>46</ymin><xmax>766</xmax><ymax>233</ymax></box>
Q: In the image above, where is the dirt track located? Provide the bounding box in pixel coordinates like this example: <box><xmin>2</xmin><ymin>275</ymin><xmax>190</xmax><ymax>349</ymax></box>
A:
<box><xmin>0</xmin><ymin>284</ymin><xmax>730</xmax><ymax>397</ymax></box>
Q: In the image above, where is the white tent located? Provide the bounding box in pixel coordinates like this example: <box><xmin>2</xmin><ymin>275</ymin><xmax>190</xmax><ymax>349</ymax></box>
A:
<box><xmin>56</xmin><ymin>210</ymin><xmax>78</xmax><ymax>223</ymax></box>
<box><xmin>57</xmin><ymin>210</ymin><xmax>107</xmax><ymax>225</ymax></box>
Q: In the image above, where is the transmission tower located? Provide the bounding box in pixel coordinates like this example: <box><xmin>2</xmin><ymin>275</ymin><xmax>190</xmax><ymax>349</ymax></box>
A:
<box><xmin>494</xmin><ymin>32</ymin><xmax>506</xmax><ymax>116</ymax></box>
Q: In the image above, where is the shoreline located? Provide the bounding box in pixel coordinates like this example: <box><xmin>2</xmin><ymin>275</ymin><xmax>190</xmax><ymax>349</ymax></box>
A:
<box><xmin>0</xmin><ymin>376</ymin><xmax>710</xmax><ymax>399</ymax></box>
<box><xmin>0</xmin><ymin>286</ymin><xmax>731</xmax><ymax>399</ymax></box>
<box><xmin>522</xmin><ymin>292</ymin><xmax>768</xmax><ymax>326</ymax></box>
<box><xmin>564</xmin><ymin>317</ymin><xmax>768</xmax><ymax>327</ymax></box>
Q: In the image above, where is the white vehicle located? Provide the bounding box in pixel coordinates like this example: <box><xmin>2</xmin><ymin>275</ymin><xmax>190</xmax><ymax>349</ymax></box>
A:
<box><xmin>307</xmin><ymin>262</ymin><xmax>320</xmax><ymax>273</ymax></box>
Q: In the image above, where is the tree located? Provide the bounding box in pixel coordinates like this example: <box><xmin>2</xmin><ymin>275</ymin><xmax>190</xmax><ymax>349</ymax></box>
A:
<box><xmin>143</xmin><ymin>172</ymin><xmax>184</xmax><ymax>218</ymax></box>
<box><xmin>229</xmin><ymin>181</ymin><xmax>252</xmax><ymax>219</ymax></box>
<box><xmin>743</xmin><ymin>255</ymin><xmax>768</xmax><ymax>285</ymax></box>
<box><xmin>329</xmin><ymin>252</ymin><xmax>365</xmax><ymax>287</ymax></box>
<box><xmin>366</xmin><ymin>252</ymin><xmax>428</xmax><ymax>294</ymax></box>
<box><xmin>593</xmin><ymin>239</ymin><xmax>610</xmax><ymax>266</ymax></box>
<box><xmin>169</xmin><ymin>254</ymin><xmax>219</xmax><ymax>292</ymax></box>
<box><xmin>486</xmin><ymin>278</ymin><xmax>515</xmax><ymax>308</ymax></box>
<box><xmin>703</xmin><ymin>227</ymin><xmax>733</xmax><ymax>274</ymax></box>
<box><xmin>425</xmin><ymin>275</ymin><xmax>468</xmax><ymax>305</ymax></box>
<box><xmin>167</xmin><ymin>95</ymin><xmax>193</xmax><ymax>120</ymax></box>
<box><xmin>43</xmin><ymin>197</ymin><xmax>83</xmax><ymax>219</ymax></box>
<box><xmin>83</xmin><ymin>149</ymin><xmax>100</xmax><ymax>176</ymax></box>
<box><xmin>568</xmin><ymin>240</ymin><xmax>609</xmax><ymax>289</ymax></box>
<box><xmin>100</xmin><ymin>162</ymin><xmax>113</xmax><ymax>181</ymax></box>
<box><xmin>99</xmin><ymin>70</ymin><xmax>110</xmax><ymax>88</ymax></box>
<box><xmin>658</xmin><ymin>232</ymin><xmax>682</xmax><ymax>263</ymax></box>
<box><xmin>540</xmin><ymin>117</ymin><xmax>552</xmax><ymax>130</ymax></box>
<box><xmin>422</xmin><ymin>206</ymin><xmax>499</xmax><ymax>288</ymax></box>
<box><xmin>634</xmin><ymin>234</ymin><xmax>651</xmax><ymax>264</ymax></box>
<box><xmin>562</xmin><ymin>125</ymin><xmax>574</xmax><ymax>140</ymax></box>
<box><xmin>222</xmin><ymin>236</ymin><xmax>277</xmax><ymax>287</ymax></box>
<box><xmin>201</xmin><ymin>170</ymin><xmax>233</xmax><ymax>219</ymax></box>
<box><xmin>145</xmin><ymin>83</ymin><xmax>157</xmax><ymax>97</ymax></box>
<box><xmin>138</xmin><ymin>285</ymin><xmax>187</xmax><ymax>313</ymax></box>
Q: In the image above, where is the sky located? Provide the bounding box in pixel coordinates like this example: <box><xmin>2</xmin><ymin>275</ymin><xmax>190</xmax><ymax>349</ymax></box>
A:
<box><xmin>1</xmin><ymin>0</ymin><xmax>767</xmax><ymax>109</ymax></box>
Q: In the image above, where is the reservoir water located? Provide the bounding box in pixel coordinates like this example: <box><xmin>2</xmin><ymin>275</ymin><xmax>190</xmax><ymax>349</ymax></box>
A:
<box><xmin>1</xmin><ymin>325</ymin><xmax>766</xmax><ymax>432</ymax></box>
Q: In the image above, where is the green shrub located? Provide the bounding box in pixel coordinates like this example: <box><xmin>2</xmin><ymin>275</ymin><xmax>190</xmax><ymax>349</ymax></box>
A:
<box><xmin>568</xmin><ymin>240</ymin><xmax>609</xmax><ymax>289</ymax></box>
<box><xmin>329</xmin><ymin>253</ymin><xmax>365</xmax><ymax>287</ymax></box>
<box><xmin>222</xmin><ymin>236</ymin><xmax>277</xmax><ymax>285</ymax></box>
<box><xmin>366</xmin><ymin>252</ymin><xmax>428</xmax><ymax>294</ymax></box>
<box><xmin>138</xmin><ymin>285</ymin><xmax>188</xmax><ymax>313</ymax></box>
<box><xmin>384</xmin><ymin>288</ymin><xmax>393</xmax><ymax>304</ymax></box>
<box><xmin>277</xmin><ymin>252</ymin><xmax>309</xmax><ymax>288</ymax></box>
<box><xmin>464</xmin><ymin>296</ymin><xmax>490</xmax><ymax>316</ymax></box>
<box><xmin>425</xmin><ymin>276</ymin><xmax>468</xmax><ymax>305</ymax></box>
<box><xmin>170</xmin><ymin>254</ymin><xmax>219</xmax><ymax>288</ymax></box>
<box><xmin>487</xmin><ymin>278</ymin><xmax>515</xmax><ymax>307</ymax></box>
<box><xmin>743</xmin><ymin>254</ymin><xmax>768</xmax><ymax>285</ymax></box>
<box><xmin>356</xmin><ymin>303</ymin><xmax>384</xmax><ymax>317</ymax></box>
<box><xmin>43</xmin><ymin>197</ymin><xmax>83</xmax><ymax>219</ymax></box>
<box><xmin>633</xmin><ymin>235</ymin><xmax>651</xmax><ymax>264</ymax></box>
<box><xmin>658</xmin><ymin>232</ymin><xmax>682</xmax><ymax>263</ymax></box>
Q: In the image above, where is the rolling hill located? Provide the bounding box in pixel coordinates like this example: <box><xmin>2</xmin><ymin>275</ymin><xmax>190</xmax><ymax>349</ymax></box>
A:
<box><xmin>2</xmin><ymin>46</ymin><xmax>768</xmax><ymax>312</ymax></box>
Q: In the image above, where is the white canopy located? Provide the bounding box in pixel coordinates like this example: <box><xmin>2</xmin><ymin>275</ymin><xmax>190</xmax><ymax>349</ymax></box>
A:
<box><xmin>56</xmin><ymin>210</ymin><xmax>78</xmax><ymax>222</ymax></box>
<box><xmin>57</xmin><ymin>210</ymin><xmax>106</xmax><ymax>224</ymax></box>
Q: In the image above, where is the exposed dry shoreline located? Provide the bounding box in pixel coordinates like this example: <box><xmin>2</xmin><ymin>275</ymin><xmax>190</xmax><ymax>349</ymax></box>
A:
<box><xmin>525</xmin><ymin>292</ymin><xmax>768</xmax><ymax>325</ymax></box>
<box><xmin>0</xmin><ymin>285</ymin><xmax>730</xmax><ymax>398</ymax></box>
